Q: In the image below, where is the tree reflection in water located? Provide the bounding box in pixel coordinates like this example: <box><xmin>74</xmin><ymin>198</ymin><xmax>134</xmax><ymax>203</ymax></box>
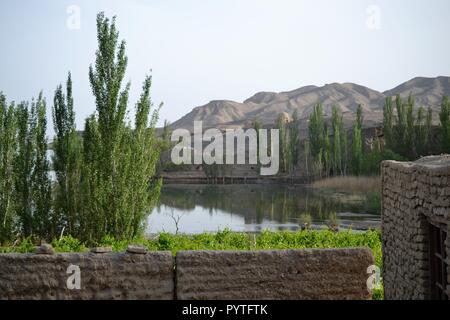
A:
<box><xmin>148</xmin><ymin>184</ymin><xmax>380</xmax><ymax>234</ymax></box>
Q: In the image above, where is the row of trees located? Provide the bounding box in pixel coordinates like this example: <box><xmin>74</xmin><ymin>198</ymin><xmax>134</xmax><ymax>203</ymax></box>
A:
<box><xmin>0</xmin><ymin>93</ymin><xmax>51</xmax><ymax>241</ymax></box>
<box><xmin>306</xmin><ymin>94</ymin><xmax>449</xmax><ymax>178</ymax></box>
<box><xmin>271</xmin><ymin>104</ymin><xmax>361</xmax><ymax>177</ymax></box>
<box><xmin>308</xmin><ymin>104</ymin><xmax>353</xmax><ymax>177</ymax></box>
<box><xmin>274</xmin><ymin>104</ymin><xmax>365</xmax><ymax>177</ymax></box>
<box><xmin>383</xmin><ymin>94</ymin><xmax>433</xmax><ymax>159</ymax></box>
<box><xmin>161</xmin><ymin>94</ymin><xmax>449</xmax><ymax>181</ymax></box>
<box><xmin>0</xmin><ymin>13</ymin><xmax>162</xmax><ymax>244</ymax></box>
<box><xmin>276</xmin><ymin>111</ymin><xmax>299</xmax><ymax>173</ymax></box>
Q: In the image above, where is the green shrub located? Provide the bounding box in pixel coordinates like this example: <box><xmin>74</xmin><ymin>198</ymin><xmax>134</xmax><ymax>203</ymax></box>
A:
<box><xmin>366</xmin><ymin>191</ymin><xmax>381</xmax><ymax>214</ymax></box>
<box><xmin>52</xmin><ymin>236</ymin><xmax>87</xmax><ymax>253</ymax></box>
<box><xmin>0</xmin><ymin>237</ymin><xmax>37</xmax><ymax>253</ymax></box>
<box><xmin>372</xmin><ymin>284</ymin><xmax>384</xmax><ymax>300</ymax></box>
<box><xmin>361</xmin><ymin>148</ymin><xmax>405</xmax><ymax>175</ymax></box>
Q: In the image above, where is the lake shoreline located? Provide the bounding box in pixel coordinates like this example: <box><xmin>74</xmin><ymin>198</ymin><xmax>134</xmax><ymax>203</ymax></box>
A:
<box><xmin>161</xmin><ymin>175</ymin><xmax>312</xmax><ymax>185</ymax></box>
<box><xmin>148</xmin><ymin>183</ymin><xmax>381</xmax><ymax>234</ymax></box>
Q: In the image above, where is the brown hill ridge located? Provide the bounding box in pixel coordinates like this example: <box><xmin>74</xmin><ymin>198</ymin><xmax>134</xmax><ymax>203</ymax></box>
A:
<box><xmin>170</xmin><ymin>76</ymin><xmax>450</xmax><ymax>131</ymax></box>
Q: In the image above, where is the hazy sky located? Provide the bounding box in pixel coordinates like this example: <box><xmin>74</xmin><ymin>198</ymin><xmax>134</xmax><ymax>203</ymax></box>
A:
<box><xmin>1</xmin><ymin>0</ymin><xmax>450</xmax><ymax>132</ymax></box>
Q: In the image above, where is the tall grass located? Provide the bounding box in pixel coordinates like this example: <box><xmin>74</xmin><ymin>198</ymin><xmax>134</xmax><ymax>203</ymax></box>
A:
<box><xmin>313</xmin><ymin>176</ymin><xmax>381</xmax><ymax>194</ymax></box>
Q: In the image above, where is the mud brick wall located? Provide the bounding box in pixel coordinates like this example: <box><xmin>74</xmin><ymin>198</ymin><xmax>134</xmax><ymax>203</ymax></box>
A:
<box><xmin>382</xmin><ymin>155</ymin><xmax>450</xmax><ymax>300</ymax></box>
<box><xmin>0</xmin><ymin>251</ymin><xmax>174</xmax><ymax>300</ymax></box>
<box><xmin>0</xmin><ymin>248</ymin><xmax>374</xmax><ymax>300</ymax></box>
<box><xmin>176</xmin><ymin>248</ymin><xmax>374</xmax><ymax>300</ymax></box>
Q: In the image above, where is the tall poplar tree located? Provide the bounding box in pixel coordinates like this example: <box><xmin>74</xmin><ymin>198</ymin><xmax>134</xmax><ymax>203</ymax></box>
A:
<box><xmin>352</xmin><ymin>105</ymin><xmax>363</xmax><ymax>175</ymax></box>
<box><xmin>415</xmin><ymin>106</ymin><xmax>432</xmax><ymax>157</ymax></box>
<box><xmin>14</xmin><ymin>101</ymin><xmax>35</xmax><ymax>236</ymax></box>
<box><xmin>394</xmin><ymin>94</ymin><xmax>407</xmax><ymax>156</ymax></box>
<box><xmin>383</xmin><ymin>97</ymin><xmax>394</xmax><ymax>149</ymax></box>
<box><xmin>331</xmin><ymin>106</ymin><xmax>343</xmax><ymax>175</ymax></box>
<box><xmin>405</xmin><ymin>93</ymin><xmax>415</xmax><ymax>158</ymax></box>
<box><xmin>425</xmin><ymin>107</ymin><xmax>433</xmax><ymax>154</ymax></box>
<box><xmin>323</xmin><ymin>126</ymin><xmax>331</xmax><ymax>177</ymax></box>
<box><xmin>439</xmin><ymin>96</ymin><xmax>450</xmax><ymax>153</ymax></box>
<box><xmin>82</xmin><ymin>12</ymin><xmax>162</xmax><ymax>241</ymax></box>
<box><xmin>309</xmin><ymin>103</ymin><xmax>325</xmax><ymax>159</ymax></box>
<box><xmin>0</xmin><ymin>94</ymin><xmax>17</xmax><ymax>243</ymax></box>
<box><xmin>32</xmin><ymin>92</ymin><xmax>52</xmax><ymax>238</ymax></box>
<box><xmin>288</xmin><ymin>114</ymin><xmax>299</xmax><ymax>172</ymax></box>
<box><xmin>253</xmin><ymin>118</ymin><xmax>262</xmax><ymax>164</ymax></box>
<box><xmin>276</xmin><ymin>114</ymin><xmax>288</xmax><ymax>173</ymax></box>
<box><xmin>52</xmin><ymin>73</ymin><xmax>82</xmax><ymax>238</ymax></box>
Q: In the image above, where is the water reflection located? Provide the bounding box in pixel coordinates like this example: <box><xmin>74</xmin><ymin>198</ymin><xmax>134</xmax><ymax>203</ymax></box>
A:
<box><xmin>146</xmin><ymin>184</ymin><xmax>380</xmax><ymax>234</ymax></box>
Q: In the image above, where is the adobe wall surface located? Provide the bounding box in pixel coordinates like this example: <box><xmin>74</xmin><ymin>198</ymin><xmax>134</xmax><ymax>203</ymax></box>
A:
<box><xmin>0</xmin><ymin>251</ymin><xmax>174</xmax><ymax>300</ymax></box>
<box><xmin>176</xmin><ymin>248</ymin><xmax>374</xmax><ymax>300</ymax></box>
<box><xmin>382</xmin><ymin>155</ymin><xmax>450</xmax><ymax>300</ymax></box>
<box><xmin>0</xmin><ymin>248</ymin><xmax>374</xmax><ymax>300</ymax></box>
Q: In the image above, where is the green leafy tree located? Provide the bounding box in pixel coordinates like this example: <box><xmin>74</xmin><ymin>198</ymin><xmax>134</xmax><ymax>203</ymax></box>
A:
<box><xmin>415</xmin><ymin>106</ymin><xmax>432</xmax><ymax>157</ymax></box>
<box><xmin>13</xmin><ymin>94</ymin><xmax>51</xmax><ymax>238</ymax></box>
<box><xmin>394</xmin><ymin>94</ymin><xmax>407</xmax><ymax>156</ymax></box>
<box><xmin>52</xmin><ymin>73</ymin><xmax>82</xmax><ymax>238</ymax></box>
<box><xmin>415</xmin><ymin>106</ymin><xmax>425</xmax><ymax>154</ymax></box>
<box><xmin>82</xmin><ymin>13</ymin><xmax>162</xmax><ymax>242</ymax></box>
<box><xmin>439</xmin><ymin>96</ymin><xmax>450</xmax><ymax>153</ymax></box>
<box><xmin>32</xmin><ymin>92</ymin><xmax>52</xmax><ymax>238</ymax></box>
<box><xmin>383</xmin><ymin>97</ymin><xmax>394</xmax><ymax>149</ymax></box>
<box><xmin>352</xmin><ymin>105</ymin><xmax>363</xmax><ymax>175</ymax></box>
<box><xmin>425</xmin><ymin>107</ymin><xmax>432</xmax><ymax>154</ymax></box>
<box><xmin>383</xmin><ymin>93</ymin><xmax>438</xmax><ymax>160</ymax></box>
<box><xmin>312</xmin><ymin>148</ymin><xmax>324</xmax><ymax>178</ymax></box>
<box><xmin>0</xmin><ymin>94</ymin><xmax>17</xmax><ymax>243</ymax></box>
<box><xmin>156</xmin><ymin>119</ymin><xmax>173</xmax><ymax>175</ymax></box>
<box><xmin>161</xmin><ymin>120</ymin><xmax>171</xmax><ymax>144</ymax></box>
<box><xmin>14</xmin><ymin>101</ymin><xmax>35</xmax><ymax>237</ymax></box>
<box><xmin>288</xmin><ymin>115</ymin><xmax>299</xmax><ymax>172</ymax></box>
<box><xmin>79</xmin><ymin>115</ymin><xmax>101</xmax><ymax>238</ymax></box>
<box><xmin>342</xmin><ymin>128</ymin><xmax>349</xmax><ymax>176</ymax></box>
<box><xmin>323</xmin><ymin>126</ymin><xmax>331</xmax><ymax>177</ymax></box>
<box><xmin>303</xmin><ymin>140</ymin><xmax>310</xmax><ymax>178</ymax></box>
<box><xmin>276</xmin><ymin>114</ymin><xmax>288</xmax><ymax>173</ymax></box>
<box><xmin>253</xmin><ymin>118</ymin><xmax>262</xmax><ymax>163</ymax></box>
<box><xmin>405</xmin><ymin>93</ymin><xmax>415</xmax><ymax>158</ymax></box>
<box><xmin>250</xmin><ymin>118</ymin><xmax>263</xmax><ymax>174</ymax></box>
<box><xmin>309</xmin><ymin>103</ymin><xmax>325</xmax><ymax>159</ymax></box>
<box><xmin>331</xmin><ymin>106</ymin><xmax>343</xmax><ymax>175</ymax></box>
<box><xmin>126</xmin><ymin>75</ymin><xmax>162</xmax><ymax>236</ymax></box>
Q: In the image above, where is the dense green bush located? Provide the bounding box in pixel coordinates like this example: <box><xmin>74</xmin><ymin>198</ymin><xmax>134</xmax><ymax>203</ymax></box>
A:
<box><xmin>361</xmin><ymin>148</ymin><xmax>406</xmax><ymax>176</ymax></box>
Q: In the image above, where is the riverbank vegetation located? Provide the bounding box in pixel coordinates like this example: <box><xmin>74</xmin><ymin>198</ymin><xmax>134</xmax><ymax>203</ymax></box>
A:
<box><xmin>0</xmin><ymin>13</ymin><xmax>162</xmax><ymax>245</ymax></box>
<box><xmin>311</xmin><ymin>176</ymin><xmax>381</xmax><ymax>215</ymax></box>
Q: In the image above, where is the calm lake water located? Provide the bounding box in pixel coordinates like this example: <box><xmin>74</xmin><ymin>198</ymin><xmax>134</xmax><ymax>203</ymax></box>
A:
<box><xmin>146</xmin><ymin>184</ymin><xmax>380</xmax><ymax>234</ymax></box>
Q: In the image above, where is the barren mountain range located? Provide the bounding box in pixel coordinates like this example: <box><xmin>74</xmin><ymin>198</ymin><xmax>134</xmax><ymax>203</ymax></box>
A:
<box><xmin>170</xmin><ymin>76</ymin><xmax>450</xmax><ymax>132</ymax></box>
